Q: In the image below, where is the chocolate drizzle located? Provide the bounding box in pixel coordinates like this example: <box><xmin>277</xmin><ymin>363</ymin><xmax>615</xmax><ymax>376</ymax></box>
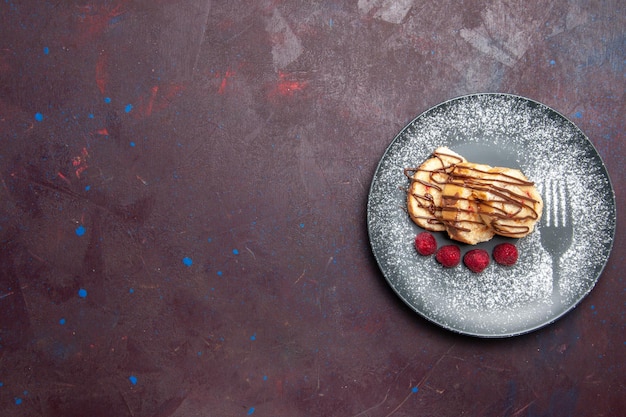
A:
<box><xmin>404</xmin><ymin>149</ymin><xmax>466</xmax><ymax>226</ymax></box>
<box><xmin>450</xmin><ymin>164</ymin><xmax>540</xmax><ymax>237</ymax></box>
<box><xmin>405</xmin><ymin>149</ymin><xmax>542</xmax><ymax>241</ymax></box>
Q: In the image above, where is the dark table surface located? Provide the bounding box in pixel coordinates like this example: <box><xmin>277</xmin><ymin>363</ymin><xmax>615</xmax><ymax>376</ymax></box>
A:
<box><xmin>1</xmin><ymin>1</ymin><xmax>624</xmax><ymax>416</ymax></box>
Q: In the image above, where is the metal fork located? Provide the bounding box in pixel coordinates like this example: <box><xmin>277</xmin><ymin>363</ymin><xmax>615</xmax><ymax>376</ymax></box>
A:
<box><xmin>539</xmin><ymin>179</ymin><xmax>574</xmax><ymax>305</ymax></box>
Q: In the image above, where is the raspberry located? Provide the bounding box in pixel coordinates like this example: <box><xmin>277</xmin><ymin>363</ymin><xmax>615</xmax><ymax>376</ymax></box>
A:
<box><xmin>493</xmin><ymin>243</ymin><xmax>519</xmax><ymax>266</ymax></box>
<box><xmin>435</xmin><ymin>245</ymin><xmax>461</xmax><ymax>268</ymax></box>
<box><xmin>463</xmin><ymin>249</ymin><xmax>490</xmax><ymax>273</ymax></box>
<box><xmin>414</xmin><ymin>232</ymin><xmax>437</xmax><ymax>256</ymax></box>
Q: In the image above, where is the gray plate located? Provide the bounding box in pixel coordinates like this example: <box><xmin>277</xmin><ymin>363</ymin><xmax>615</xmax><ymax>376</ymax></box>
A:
<box><xmin>367</xmin><ymin>94</ymin><xmax>616</xmax><ymax>337</ymax></box>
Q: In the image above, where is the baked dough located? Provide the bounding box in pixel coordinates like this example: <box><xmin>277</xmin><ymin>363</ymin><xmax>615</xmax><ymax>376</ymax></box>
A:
<box><xmin>405</xmin><ymin>149</ymin><xmax>543</xmax><ymax>244</ymax></box>
<box><xmin>440</xmin><ymin>164</ymin><xmax>496</xmax><ymax>244</ymax></box>
<box><xmin>457</xmin><ymin>163</ymin><xmax>543</xmax><ymax>238</ymax></box>
<box><xmin>405</xmin><ymin>147</ymin><xmax>466</xmax><ymax>232</ymax></box>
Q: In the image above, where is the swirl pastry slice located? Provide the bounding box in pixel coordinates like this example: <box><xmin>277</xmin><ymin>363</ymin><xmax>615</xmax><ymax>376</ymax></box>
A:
<box><xmin>455</xmin><ymin>164</ymin><xmax>543</xmax><ymax>238</ymax></box>
<box><xmin>405</xmin><ymin>147</ymin><xmax>466</xmax><ymax>232</ymax></box>
<box><xmin>440</xmin><ymin>163</ymin><xmax>497</xmax><ymax>245</ymax></box>
<box><xmin>442</xmin><ymin>162</ymin><xmax>543</xmax><ymax>243</ymax></box>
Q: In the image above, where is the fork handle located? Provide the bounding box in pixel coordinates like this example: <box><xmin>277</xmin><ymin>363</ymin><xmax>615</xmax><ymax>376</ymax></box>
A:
<box><xmin>551</xmin><ymin>257</ymin><xmax>562</xmax><ymax>305</ymax></box>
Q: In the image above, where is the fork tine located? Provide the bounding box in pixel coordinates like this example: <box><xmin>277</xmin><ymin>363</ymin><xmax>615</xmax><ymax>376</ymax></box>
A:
<box><xmin>544</xmin><ymin>179</ymin><xmax>554</xmax><ymax>227</ymax></box>
<box><xmin>544</xmin><ymin>180</ymin><xmax>551</xmax><ymax>227</ymax></box>
<box><xmin>542</xmin><ymin>179</ymin><xmax>570</xmax><ymax>228</ymax></box>
<box><xmin>559</xmin><ymin>180</ymin><xmax>568</xmax><ymax>227</ymax></box>
<box><xmin>552</xmin><ymin>180</ymin><xmax>559</xmax><ymax>227</ymax></box>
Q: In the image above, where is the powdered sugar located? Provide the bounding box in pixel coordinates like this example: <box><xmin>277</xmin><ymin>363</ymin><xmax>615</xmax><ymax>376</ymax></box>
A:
<box><xmin>367</xmin><ymin>94</ymin><xmax>616</xmax><ymax>337</ymax></box>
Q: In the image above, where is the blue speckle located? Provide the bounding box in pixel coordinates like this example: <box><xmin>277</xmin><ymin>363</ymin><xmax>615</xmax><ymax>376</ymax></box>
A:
<box><xmin>104</xmin><ymin>97</ymin><xmax>111</xmax><ymax>103</ymax></box>
<box><xmin>59</xmin><ymin>318</ymin><xmax>66</xmax><ymax>325</ymax></box>
<box><xmin>15</xmin><ymin>397</ymin><xmax>22</xmax><ymax>405</ymax></box>
<box><xmin>207</xmin><ymin>237</ymin><xmax>212</xmax><ymax>243</ymax></box>
<box><xmin>250</xmin><ymin>333</ymin><xmax>256</xmax><ymax>341</ymax></box>
<box><xmin>247</xmin><ymin>407</ymin><xmax>255</xmax><ymax>415</ymax></box>
<box><xmin>217</xmin><ymin>271</ymin><xmax>223</xmax><ymax>276</ymax></box>
<box><xmin>182</xmin><ymin>257</ymin><xmax>193</xmax><ymax>267</ymax></box>
<box><xmin>412</xmin><ymin>386</ymin><xmax>419</xmax><ymax>393</ymax></box>
<box><xmin>43</xmin><ymin>46</ymin><xmax>49</xmax><ymax>55</ymax></box>
<box><xmin>34</xmin><ymin>112</ymin><xmax>44</xmax><ymax>122</ymax></box>
<box><xmin>129</xmin><ymin>288</ymin><xmax>134</xmax><ymax>294</ymax></box>
<box><xmin>549</xmin><ymin>59</ymin><xmax>556</xmax><ymax>65</ymax></box>
<box><xmin>85</xmin><ymin>185</ymin><xmax>91</xmax><ymax>191</ymax></box>
<box><xmin>78</xmin><ymin>288</ymin><xmax>88</xmax><ymax>298</ymax></box>
<box><xmin>263</xmin><ymin>375</ymin><xmax>268</xmax><ymax>381</ymax></box>
<box><xmin>125</xmin><ymin>104</ymin><xmax>133</xmax><ymax>113</ymax></box>
<box><xmin>590</xmin><ymin>305</ymin><xmax>595</xmax><ymax>309</ymax></box>
<box><xmin>0</xmin><ymin>381</ymin><xmax>3</xmax><ymax>387</ymax></box>
<box><xmin>88</xmin><ymin>113</ymin><xmax>94</xmax><ymax>119</ymax></box>
<box><xmin>109</xmin><ymin>15</ymin><xmax>123</xmax><ymax>25</ymax></box>
<box><xmin>574</xmin><ymin>111</ymin><xmax>583</xmax><ymax>118</ymax></box>
<box><xmin>197</xmin><ymin>351</ymin><xmax>202</xmax><ymax>356</ymax></box>
<box><xmin>232</xmin><ymin>249</ymin><xmax>239</xmax><ymax>255</ymax></box>
<box><xmin>75</xmin><ymin>225</ymin><xmax>86</xmax><ymax>236</ymax></box>
<box><xmin>299</xmin><ymin>223</ymin><xmax>305</xmax><ymax>228</ymax></box>
<box><xmin>129</xmin><ymin>375</ymin><xmax>138</xmax><ymax>385</ymax></box>
<box><xmin>129</xmin><ymin>141</ymin><xmax>135</xmax><ymax>147</ymax></box>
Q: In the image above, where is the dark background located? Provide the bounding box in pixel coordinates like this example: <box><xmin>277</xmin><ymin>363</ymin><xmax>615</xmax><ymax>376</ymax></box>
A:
<box><xmin>0</xmin><ymin>1</ymin><xmax>624</xmax><ymax>416</ymax></box>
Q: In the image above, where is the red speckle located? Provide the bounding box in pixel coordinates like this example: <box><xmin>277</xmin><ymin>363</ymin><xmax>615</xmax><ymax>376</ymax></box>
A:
<box><xmin>71</xmin><ymin>147</ymin><xmax>89</xmax><ymax>178</ymax></box>
<box><xmin>268</xmin><ymin>71</ymin><xmax>308</xmax><ymax>99</ymax></box>
<box><xmin>57</xmin><ymin>171</ymin><xmax>71</xmax><ymax>186</ymax></box>
<box><xmin>95</xmin><ymin>51</ymin><xmax>109</xmax><ymax>94</ymax></box>
<box><xmin>143</xmin><ymin>85</ymin><xmax>159</xmax><ymax>116</ymax></box>
<box><xmin>72</xmin><ymin>147</ymin><xmax>89</xmax><ymax>164</ymax></box>
<box><xmin>75</xmin><ymin>165</ymin><xmax>88</xmax><ymax>178</ymax></box>
<box><xmin>73</xmin><ymin>1</ymin><xmax>129</xmax><ymax>46</ymax></box>
<box><xmin>134</xmin><ymin>83</ymin><xmax>185</xmax><ymax>118</ymax></box>
<box><xmin>276</xmin><ymin>71</ymin><xmax>307</xmax><ymax>95</ymax></box>
<box><xmin>217</xmin><ymin>68</ymin><xmax>235</xmax><ymax>94</ymax></box>
<box><xmin>275</xmin><ymin>378</ymin><xmax>284</xmax><ymax>395</ymax></box>
<box><xmin>96</xmin><ymin>128</ymin><xmax>109</xmax><ymax>136</ymax></box>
